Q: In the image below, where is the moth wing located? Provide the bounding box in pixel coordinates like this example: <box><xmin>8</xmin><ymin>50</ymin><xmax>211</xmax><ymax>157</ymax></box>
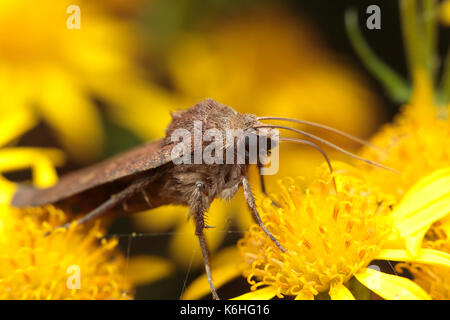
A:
<box><xmin>11</xmin><ymin>139</ymin><xmax>177</xmax><ymax>207</ymax></box>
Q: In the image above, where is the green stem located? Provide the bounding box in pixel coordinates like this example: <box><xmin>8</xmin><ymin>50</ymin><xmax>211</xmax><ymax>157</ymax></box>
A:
<box><xmin>400</xmin><ymin>0</ymin><xmax>424</xmax><ymax>75</ymax></box>
<box><xmin>423</xmin><ymin>0</ymin><xmax>438</xmax><ymax>81</ymax></box>
<box><xmin>440</xmin><ymin>49</ymin><xmax>450</xmax><ymax>105</ymax></box>
<box><xmin>345</xmin><ymin>9</ymin><xmax>410</xmax><ymax>103</ymax></box>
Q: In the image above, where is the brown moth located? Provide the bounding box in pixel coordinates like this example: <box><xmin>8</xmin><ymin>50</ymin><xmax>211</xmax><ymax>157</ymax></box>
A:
<box><xmin>11</xmin><ymin>98</ymin><xmax>392</xmax><ymax>299</ymax></box>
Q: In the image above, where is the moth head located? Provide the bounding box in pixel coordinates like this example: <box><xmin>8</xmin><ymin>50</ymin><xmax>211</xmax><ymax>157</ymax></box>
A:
<box><xmin>243</xmin><ymin>125</ymin><xmax>279</xmax><ymax>156</ymax></box>
<box><xmin>165</xmin><ymin>99</ymin><xmax>278</xmax><ymax>166</ymax></box>
<box><xmin>165</xmin><ymin>99</ymin><xmax>259</xmax><ymax>144</ymax></box>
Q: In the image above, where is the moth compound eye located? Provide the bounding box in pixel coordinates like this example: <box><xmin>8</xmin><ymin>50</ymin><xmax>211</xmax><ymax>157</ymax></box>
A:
<box><xmin>268</xmin><ymin>137</ymin><xmax>278</xmax><ymax>150</ymax></box>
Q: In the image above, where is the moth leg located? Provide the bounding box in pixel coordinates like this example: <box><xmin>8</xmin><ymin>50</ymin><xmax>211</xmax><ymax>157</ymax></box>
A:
<box><xmin>48</xmin><ymin>178</ymin><xmax>150</xmax><ymax>234</ymax></box>
<box><xmin>242</xmin><ymin>175</ymin><xmax>286</xmax><ymax>253</ymax></box>
<box><xmin>257</xmin><ymin>161</ymin><xmax>269</xmax><ymax>196</ymax></box>
<box><xmin>257</xmin><ymin>162</ymin><xmax>280</xmax><ymax>208</ymax></box>
<box><xmin>192</xmin><ymin>181</ymin><xmax>220</xmax><ymax>300</ymax></box>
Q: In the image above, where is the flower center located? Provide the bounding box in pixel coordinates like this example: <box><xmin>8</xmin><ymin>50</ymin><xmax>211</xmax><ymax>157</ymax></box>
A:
<box><xmin>238</xmin><ymin>163</ymin><xmax>394</xmax><ymax>298</ymax></box>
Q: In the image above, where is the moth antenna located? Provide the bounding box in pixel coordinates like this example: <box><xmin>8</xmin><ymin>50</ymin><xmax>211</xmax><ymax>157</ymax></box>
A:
<box><xmin>280</xmin><ymin>137</ymin><xmax>333</xmax><ymax>173</ymax></box>
<box><xmin>280</xmin><ymin>136</ymin><xmax>337</xmax><ymax>192</ymax></box>
<box><xmin>257</xmin><ymin>124</ymin><xmax>399</xmax><ymax>174</ymax></box>
<box><xmin>258</xmin><ymin>116</ymin><xmax>378</xmax><ymax>148</ymax></box>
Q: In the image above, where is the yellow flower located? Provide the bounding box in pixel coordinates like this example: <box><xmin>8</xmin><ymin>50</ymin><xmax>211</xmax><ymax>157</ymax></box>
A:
<box><xmin>237</xmin><ymin>163</ymin><xmax>395</xmax><ymax>299</ymax></box>
<box><xmin>182</xmin><ymin>164</ymin><xmax>450</xmax><ymax>300</ymax></box>
<box><xmin>358</xmin><ymin>71</ymin><xmax>450</xmax><ymax>200</ymax></box>
<box><xmin>182</xmin><ymin>0</ymin><xmax>450</xmax><ymax>301</ymax></box>
<box><xmin>0</xmin><ymin>0</ymin><xmax>174</xmax><ymax>163</ymax></box>
<box><xmin>0</xmin><ymin>109</ymin><xmax>65</xmax><ymax>190</ymax></box>
<box><xmin>0</xmin><ymin>117</ymin><xmax>173</xmax><ymax>299</ymax></box>
<box><xmin>354</xmin><ymin>71</ymin><xmax>450</xmax><ymax>259</ymax></box>
<box><xmin>135</xmin><ymin>5</ymin><xmax>385</xmax><ymax>268</ymax></box>
<box><xmin>349</xmin><ymin>0</ymin><xmax>449</xmax><ymax>199</ymax></box>
<box><xmin>0</xmin><ymin>157</ymin><xmax>133</xmax><ymax>299</ymax></box>
<box><xmin>0</xmin><ymin>205</ymin><xmax>133</xmax><ymax>299</ymax></box>
<box><xmin>351</xmin><ymin>0</ymin><xmax>450</xmax><ymax>299</ymax></box>
<box><xmin>397</xmin><ymin>217</ymin><xmax>450</xmax><ymax>300</ymax></box>
<box><xmin>169</xmin><ymin>6</ymin><xmax>383</xmax><ymax>142</ymax></box>
<box><xmin>0</xmin><ymin>118</ymin><xmax>130</xmax><ymax>298</ymax></box>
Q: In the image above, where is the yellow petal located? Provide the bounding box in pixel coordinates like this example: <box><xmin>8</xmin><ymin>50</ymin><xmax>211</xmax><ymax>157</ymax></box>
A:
<box><xmin>329</xmin><ymin>283</ymin><xmax>355</xmax><ymax>300</ymax></box>
<box><xmin>168</xmin><ymin>9</ymin><xmax>383</xmax><ymax>141</ymax></box>
<box><xmin>231</xmin><ymin>286</ymin><xmax>278</xmax><ymax>300</ymax></box>
<box><xmin>376</xmin><ymin>248</ymin><xmax>450</xmax><ymax>268</ymax></box>
<box><xmin>355</xmin><ymin>268</ymin><xmax>431</xmax><ymax>300</ymax></box>
<box><xmin>295</xmin><ymin>292</ymin><xmax>314</xmax><ymax>300</ymax></box>
<box><xmin>210</xmin><ymin>246</ymin><xmax>240</xmax><ymax>268</ymax></box>
<box><xmin>395</xmin><ymin>196</ymin><xmax>450</xmax><ymax>238</ymax></box>
<box><xmin>404</xmin><ymin>226</ymin><xmax>429</xmax><ymax>257</ymax></box>
<box><xmin>231</xmin><ymin>191</ymin><xmax>254</xmax><ymax>232</ymax></box>
<box><xmin>91</xmin><ymin>76</ymin><xmax>173</xmax><ymax>141</ymax></box>
<box><xmin>182</xmin><ymin>256</ymin><xmax>241</xmax><ymax>300</ymax></box>
<box><xmin>32</xmin><ymin>155</ymin><xmax>59</xmax><ymax>188</ymax></box>
<box><xmin>169</xmin><ymin>218</ymin><xmax>203</xmax><ymax>267</ymax></box>
<box><xmin>127</xmin><ymin>255</ymin><xmax>174</xmax><ymax>286</ymax></box>
<box><xmin>393</xmin><ymin>167</ymin><xmax>450</xmax><ymax>221</ymax></box>
<box><xmin>133</xmin><ymin>205</ymin><xmax>187</xmax><ymax>231</ymax></box>
<box><xmin>438</xmin><ymin>215</ymin><xmax>450</xmax><ymax>237</ymax></box>
<box><xmin>392</xmin><ymin>167</ymin><xmax>450</xmax><ymax>237</ymax></box>
<box><xmin>0</xmin><ymin>176</ymin><xmax>16</xmax><ymax>204</ymax></box>
<box><xmin>0</xmin><ymin>148</ymin><xmax>65</xmax><ymax>173</ymax></box>
<box><xmin>0</xmin><ymin>148</ymin><xmax>63</xmax><ymax>189</ymax></box>
<box><xmin>38</xmin><ymin>67</ymin><xmax>105</xmax><ymax>163</ymax></box>
<box><xmin>64</xmin><ymin>18</ymin><xmax>133</xmax><ymax>74</ymax></box>
<box><xmin>0</xmin><ymin>107</ymin><xmax>36</xmax><ymax>147</ymax></box>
